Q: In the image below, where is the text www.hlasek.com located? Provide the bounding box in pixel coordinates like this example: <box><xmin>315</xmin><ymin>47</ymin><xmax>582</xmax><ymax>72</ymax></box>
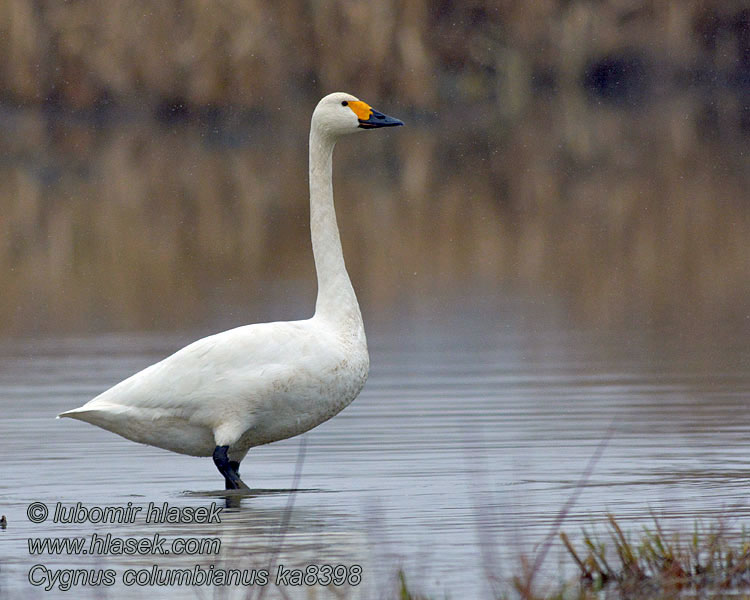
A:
<box><xmin>28</xmin><ymin>533</ymin><xmax>220</xmax><ymax>556</ymax></box>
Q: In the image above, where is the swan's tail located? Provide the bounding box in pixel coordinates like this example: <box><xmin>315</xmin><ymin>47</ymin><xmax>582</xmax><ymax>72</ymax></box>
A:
<box><xmin>58</xmin><ymin>407</ymin><xmax>91</xmax><ymax>420</ymax></box>
<box><xmin>58</xmin><ymin>402</ymin><xmax>214</xmax><ymax>458</ymax></box>
<box><xmin>57</xmin><ymin>400</ymin><xmax>126</xmax><ymax>425</ymax></box>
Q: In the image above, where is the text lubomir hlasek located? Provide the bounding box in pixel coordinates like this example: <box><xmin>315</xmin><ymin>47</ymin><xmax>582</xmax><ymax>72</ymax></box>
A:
<box><xmin>52</xmin><ymin>502</ymin><xmax>222</xmax><ymax>524</ymax></box>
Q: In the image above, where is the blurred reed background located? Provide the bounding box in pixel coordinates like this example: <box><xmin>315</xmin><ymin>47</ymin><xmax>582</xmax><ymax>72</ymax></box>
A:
<box><xmin>0</xmin><ymin>0</ymin><xmax>747</xmax><ymax>335</ymax></box>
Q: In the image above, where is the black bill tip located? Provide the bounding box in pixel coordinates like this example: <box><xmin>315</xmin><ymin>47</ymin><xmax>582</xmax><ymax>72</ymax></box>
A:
<box><xmin>358</xmin><ymin>109</ymin><xmax>404</xmax><ymax>129</ymax></box>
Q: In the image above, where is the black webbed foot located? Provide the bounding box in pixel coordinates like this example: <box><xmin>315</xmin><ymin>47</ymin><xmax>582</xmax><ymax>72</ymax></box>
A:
<box><xmin>225</xmin><ymin>460</ymin><xmax>242</xmax><ymax>490</ymax></box>
<box><xmin>212</xmin><ymin>446</ymin><xmax>249</xmax><ymax>491</ymax></box>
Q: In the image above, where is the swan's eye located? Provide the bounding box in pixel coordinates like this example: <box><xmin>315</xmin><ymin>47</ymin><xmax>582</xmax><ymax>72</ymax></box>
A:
<box><xmin>341</xmin><ymin>101</ymin><xmax>348</xmax><ymax>107</ymax></box>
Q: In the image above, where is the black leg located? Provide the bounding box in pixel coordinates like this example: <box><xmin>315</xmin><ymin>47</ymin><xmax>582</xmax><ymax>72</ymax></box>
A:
<box><xmin>213</xmin><ymin>446</ymin><xmax>249</xmax><ymax>490</ymax></box>
<box><xmin>225</xmin><ymin>461</ymin><xmax>241</xmax><ymax>490</ymax></box>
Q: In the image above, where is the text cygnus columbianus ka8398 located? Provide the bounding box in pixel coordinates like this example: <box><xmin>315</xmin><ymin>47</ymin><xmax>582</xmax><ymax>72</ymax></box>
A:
<box><xmin>59</xmin><ymin>93</ymin><xmax>403</xmax><ymax>490</ymax></box>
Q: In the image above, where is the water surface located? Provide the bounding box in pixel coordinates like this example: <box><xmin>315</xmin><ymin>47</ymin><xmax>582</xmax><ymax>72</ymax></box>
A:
<box><xmin>1</xmin><ymin>294</ymin><xmax>748</xmax><ymax>598</ymax></box>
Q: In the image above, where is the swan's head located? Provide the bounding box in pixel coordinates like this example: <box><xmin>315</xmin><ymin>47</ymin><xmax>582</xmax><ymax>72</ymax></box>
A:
<box><xmin>312</xmin><ymin>92</ymin><xmax>403</xmax><ymax>137</ymax></box>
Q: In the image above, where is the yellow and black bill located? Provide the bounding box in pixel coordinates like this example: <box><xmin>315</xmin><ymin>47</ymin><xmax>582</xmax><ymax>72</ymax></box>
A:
<box><xmin>358</xmin><ymin>109</ymin><xmax>404</xmax><ymax>129</ymax></box>
<box><xmin>346</xmin><ymin>100</ymin><xmax>404</xmax><ymax>129</ymax></box>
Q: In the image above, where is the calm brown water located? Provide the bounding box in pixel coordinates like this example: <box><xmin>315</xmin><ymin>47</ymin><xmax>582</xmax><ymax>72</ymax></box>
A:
<box><xmin>0</xmin><ymin>90</ymin><xmax>748</xmax><ymax>335</ymax></box>
<box><xmin>0</xmin><ymin>294</ymin><xmax>748</xmax><ymax>598</ymax></box>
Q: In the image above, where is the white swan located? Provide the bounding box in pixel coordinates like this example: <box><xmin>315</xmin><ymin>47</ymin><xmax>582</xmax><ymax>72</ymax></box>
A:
<box><xmin>59</xmin><ymin>93</ymin><xmax>403</xmax><ymax>489</ymax></box>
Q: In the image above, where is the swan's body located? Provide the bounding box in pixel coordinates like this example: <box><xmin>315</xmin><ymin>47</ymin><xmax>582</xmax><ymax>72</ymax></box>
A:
<box><xmin>59</xmin><ymin>93</ymin><xmax>403</xmax><ymax>488</ymax></box>
<box><xmin>63</xmin><ymin>318</ymin><xmax>368</xmax><ymax>458</ymax></box>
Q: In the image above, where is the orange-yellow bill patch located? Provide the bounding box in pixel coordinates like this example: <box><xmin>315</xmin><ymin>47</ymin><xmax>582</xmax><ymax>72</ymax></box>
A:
<box><xmin>347</xmin><ymin>100</ymin><xmax>372</xmax><ymax>121</ymax></box>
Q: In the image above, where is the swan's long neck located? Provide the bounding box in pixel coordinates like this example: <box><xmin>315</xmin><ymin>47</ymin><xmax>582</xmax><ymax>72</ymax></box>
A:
<box><xmin>309</xmin><ymin>125</ymin><xmax>363</xmax><ymax>329</ymax></box>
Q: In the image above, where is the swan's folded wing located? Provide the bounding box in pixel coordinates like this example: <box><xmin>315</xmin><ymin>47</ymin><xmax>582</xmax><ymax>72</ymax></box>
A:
<box><xmin>58</xmin><ymin>319</ymin><xmax>332</xmax><ymax>424</ymax></box>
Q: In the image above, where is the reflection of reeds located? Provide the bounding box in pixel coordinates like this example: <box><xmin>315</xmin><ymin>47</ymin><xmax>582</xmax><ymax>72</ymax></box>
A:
<box><xmin>0</xmin><ymin>87</ymin><xmax>748</xmax><ymax>335</ymax></box>
<box><xmin>1</xmin><ymin>1</ymin><xmax>747</xmax><ymax>335</ymax></box>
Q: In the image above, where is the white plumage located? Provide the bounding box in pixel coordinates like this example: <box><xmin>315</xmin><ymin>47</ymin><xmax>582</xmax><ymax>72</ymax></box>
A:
<box><xmin>59</xmin><ymin>93</ymin><xmax>403</xmax><ymax>488</ymax></box>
